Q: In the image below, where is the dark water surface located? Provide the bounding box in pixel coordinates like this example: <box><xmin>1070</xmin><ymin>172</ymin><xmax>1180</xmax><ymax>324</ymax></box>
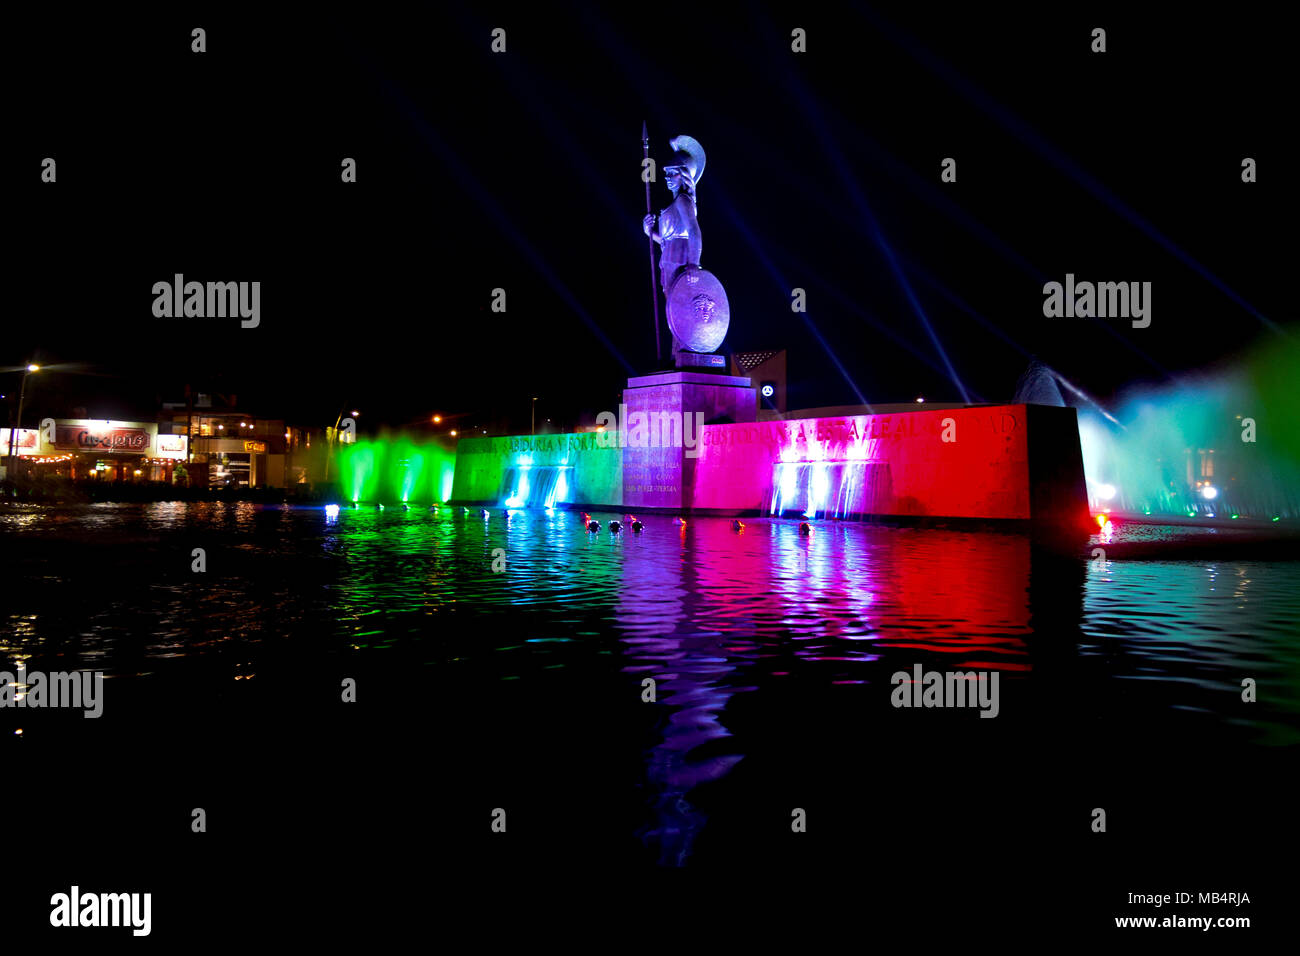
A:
<box><xmin>2</xmin><ymin>502</ymin><xmax>1296</xmax><ymax>933</ymax></box>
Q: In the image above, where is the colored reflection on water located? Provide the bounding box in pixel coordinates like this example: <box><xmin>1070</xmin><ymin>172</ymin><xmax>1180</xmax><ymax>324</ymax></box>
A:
<box><xmin>1</xmin><ymin>502</ymin><xmax>1297</xmax><ymax>864</ymax></box>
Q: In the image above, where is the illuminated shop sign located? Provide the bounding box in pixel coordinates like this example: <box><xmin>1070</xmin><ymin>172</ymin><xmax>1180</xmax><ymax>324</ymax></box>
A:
<box><xmin>0</xmin><ymin>428</ymin><xmax>39</xmax><ymax>451</ymax></box>
<box><xmin>45</xmin><ymin>420</ymin><xmax>157</xmax><ymax>455</ymax></box>
<box><xmin>156</xmin><ymin>434</ymin><xmax>189</xmax><ymax>460</ymax></box>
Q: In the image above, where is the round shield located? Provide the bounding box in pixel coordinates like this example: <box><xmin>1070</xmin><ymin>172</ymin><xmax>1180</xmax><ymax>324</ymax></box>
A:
<box><xmin>666</xmin><ymin>265</ymin><xmax>730</xmax><ymax>353</ymax></box>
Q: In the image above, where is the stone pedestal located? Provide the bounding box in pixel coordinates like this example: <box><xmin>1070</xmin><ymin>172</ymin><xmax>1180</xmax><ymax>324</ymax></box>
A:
<box><xmin>675</xmin><ymin>351</ymin><xmax>728</xmax><ymax>370</ymax></box>
<box><xmin>622</xmin><ymin>369</ymin><xmax>755</xmax><ymax>511</ymax></box>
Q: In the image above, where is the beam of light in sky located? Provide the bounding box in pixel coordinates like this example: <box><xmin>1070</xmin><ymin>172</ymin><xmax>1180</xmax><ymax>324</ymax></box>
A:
<box><xmin>790</xmin><ymin>99</ymin><xmax>973</xmax><ymax>402</ymax></box>
<box><xmin>857</xmin><ymin>5</ymin><xmax>1283</xmax><ymax>337</ymax></box>
<box><xmin>750</xmin><ymin>14</ymin><xmax>972</xmax><ymax>402</ymax></box>
<box><xmin>345</xmin><ymin>46</ymin><xmax>635</xmax><ymax>375</ymax></box>
<box><xmin>776</xmin><ymin>245</ymin><xmax>989</xmax><ymax>402</ymax></box>
<box><xmin>713</xmin><ymin>182</ymin><xmax>873</xmax><ymax>410</ymax></box>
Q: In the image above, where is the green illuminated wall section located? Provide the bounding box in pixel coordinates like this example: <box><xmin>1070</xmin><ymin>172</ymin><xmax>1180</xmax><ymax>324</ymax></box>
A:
<box><xmin>450</xmin><ymin>432</ymin><xmax>623</xmax><ymax>507</ymax></box>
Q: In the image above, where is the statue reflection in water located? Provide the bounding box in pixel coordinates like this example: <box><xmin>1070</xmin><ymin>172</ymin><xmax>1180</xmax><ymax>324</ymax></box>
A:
<box><xmin>616</xmin><ymin>519</ymin><xmax>741</xmax><ymax>866</ymax></box>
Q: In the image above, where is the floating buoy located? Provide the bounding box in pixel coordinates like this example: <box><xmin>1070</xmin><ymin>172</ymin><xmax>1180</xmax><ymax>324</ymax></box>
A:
<box><xmin>587</xmin><ymin>520</ymin><xmax>600</xmax><ymax>532</ymax></box>
<box><xmin>609</xmin><ymin>520</ymin><xmax>622</xmax><ymax>534</ymax></box>
<box><xmin>731</xmin><ymin>519</ymin><xmax>745</xmax><ymax>532</ymax></box>
<box><xmin>798</xmin><ymin>521</ymin><xmax>812</xmax><ymax>536</ymax></box>
<box><xmin>631</xmin><ymin>519</ymin><xmax>644</xmax><ymax>533</ymax></box>
<box><xmin>479</xmin><ymin>509</ymin><xmax>490</xmax><ymax>518</ymax></box>
<box><xmin>673</xmin><ymin>516</ymin><xmax>685</xmax><ymax>525</ymax></box>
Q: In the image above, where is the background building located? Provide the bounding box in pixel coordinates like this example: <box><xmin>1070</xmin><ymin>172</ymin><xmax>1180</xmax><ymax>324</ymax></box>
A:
<box><xmin>3</xmin><ymin>419</ymin><xmax>187</xmax><ymax>483</ymax></box>
<box><xmin>159</xmin><ymin>393</ymin><xmax>325</xmax><ymax>489</ymax></box>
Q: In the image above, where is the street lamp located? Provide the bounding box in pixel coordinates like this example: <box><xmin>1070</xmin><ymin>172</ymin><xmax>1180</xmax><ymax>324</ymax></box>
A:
<box><xmin>6</xmin><ymin>363</ymin><xmax>41</xmax><ymax>479</ymax></box>
<box><xmin>532</xmin><ymin>397</ymin><xmax>538</xmax><ymax>436</ymax></box>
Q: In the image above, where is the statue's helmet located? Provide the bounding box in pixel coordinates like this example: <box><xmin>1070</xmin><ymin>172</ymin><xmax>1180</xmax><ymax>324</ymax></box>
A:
<box><xmin>665</xmin><ymin>135</ymin><xmax>706</xmax><ymax>187</ymax></box>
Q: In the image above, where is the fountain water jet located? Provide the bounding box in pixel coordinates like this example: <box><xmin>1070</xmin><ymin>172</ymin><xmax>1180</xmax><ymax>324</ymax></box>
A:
<box><xmin>338</xmin><ymin>433</ymin><xmax>456</xmax><ymax>505</ymax></box>
<box><xmin>1077</xmin><ymin>334</ymin><xmax>1300</xmax><ymax>520</ymax></box>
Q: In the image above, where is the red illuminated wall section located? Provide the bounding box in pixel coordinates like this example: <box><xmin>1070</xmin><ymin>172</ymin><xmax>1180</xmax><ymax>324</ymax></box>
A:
<box><xmin>687</xmin><ymin>404</ymin><xmax>1087</xmax><ymax>524</ymax></box>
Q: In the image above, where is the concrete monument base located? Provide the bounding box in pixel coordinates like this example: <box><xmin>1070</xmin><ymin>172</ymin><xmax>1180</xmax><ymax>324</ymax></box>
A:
<box><xmin>622</xmin><ymin>370</ymin><xmax>756</xmax><ymax>511</ymax></box>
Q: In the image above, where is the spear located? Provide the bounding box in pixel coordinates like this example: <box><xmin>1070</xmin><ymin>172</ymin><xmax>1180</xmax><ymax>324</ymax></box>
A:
<box><xmin>643</xmin><ymin>120</ymin><xmax>663</xmax><ymax>363</ymax></box>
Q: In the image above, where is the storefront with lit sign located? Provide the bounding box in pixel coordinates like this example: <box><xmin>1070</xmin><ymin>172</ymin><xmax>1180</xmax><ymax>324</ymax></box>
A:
<box><xmin>11</xmin><ymin>420</ymin><xmax>188</xmax><ymax>483</ymax></box>
<box><xmin>6</xmin><ymin>408</ymin><xmax>324</xmax><ymax>490</ymax></box>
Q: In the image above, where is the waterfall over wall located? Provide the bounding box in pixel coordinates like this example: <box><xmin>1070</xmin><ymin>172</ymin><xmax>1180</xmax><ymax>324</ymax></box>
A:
<box><xmin>769</xmin><ymin>460</ymin><xmax>894</xmax><ymax>518</ymax></box>
<box><xmin>499</xmin><ymin>464</ymin><xmax>571</xmax><ymax>509</ymax></box>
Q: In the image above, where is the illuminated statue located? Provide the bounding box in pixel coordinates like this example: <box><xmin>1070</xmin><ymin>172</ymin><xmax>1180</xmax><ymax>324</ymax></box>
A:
<box><xmin>642</xmin><ymin>135</ymin><xmax>730</xmax><ymax>355</ymax></box>
<box><xmin>644</xmin><ymin>135</ymin><xmax>705</xmax><ymax>300</ymax></box>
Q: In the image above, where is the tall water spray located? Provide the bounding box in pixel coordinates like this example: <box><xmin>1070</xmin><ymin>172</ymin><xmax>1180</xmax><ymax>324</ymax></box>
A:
<box><xmin>1077</xmin><ymin>334</ymin><xmax>1300</xmax><ymax>519</ymax></box>
<box><xmin>338</xmin><ymin>433</ymin><xmax>457</xmax><ymax>504</ymax></box>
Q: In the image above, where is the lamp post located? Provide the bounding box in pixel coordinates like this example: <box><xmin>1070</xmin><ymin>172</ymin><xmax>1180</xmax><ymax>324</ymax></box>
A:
<box><xmin>532</xmin><ymin>397</ymin><xmax>538</xmax><ymax>436</ymax></box>
<box><xmin>6</xmin><ymin>363</ymin><xmax>40</xmax><ymax>480</ymax></box>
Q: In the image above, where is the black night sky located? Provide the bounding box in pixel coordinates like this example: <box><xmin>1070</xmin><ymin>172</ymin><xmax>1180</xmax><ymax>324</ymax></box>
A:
<box><xmin>10</xmin><ymin>5</ymin><xmax>1293</xmax><ymax>431</ymax></box>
